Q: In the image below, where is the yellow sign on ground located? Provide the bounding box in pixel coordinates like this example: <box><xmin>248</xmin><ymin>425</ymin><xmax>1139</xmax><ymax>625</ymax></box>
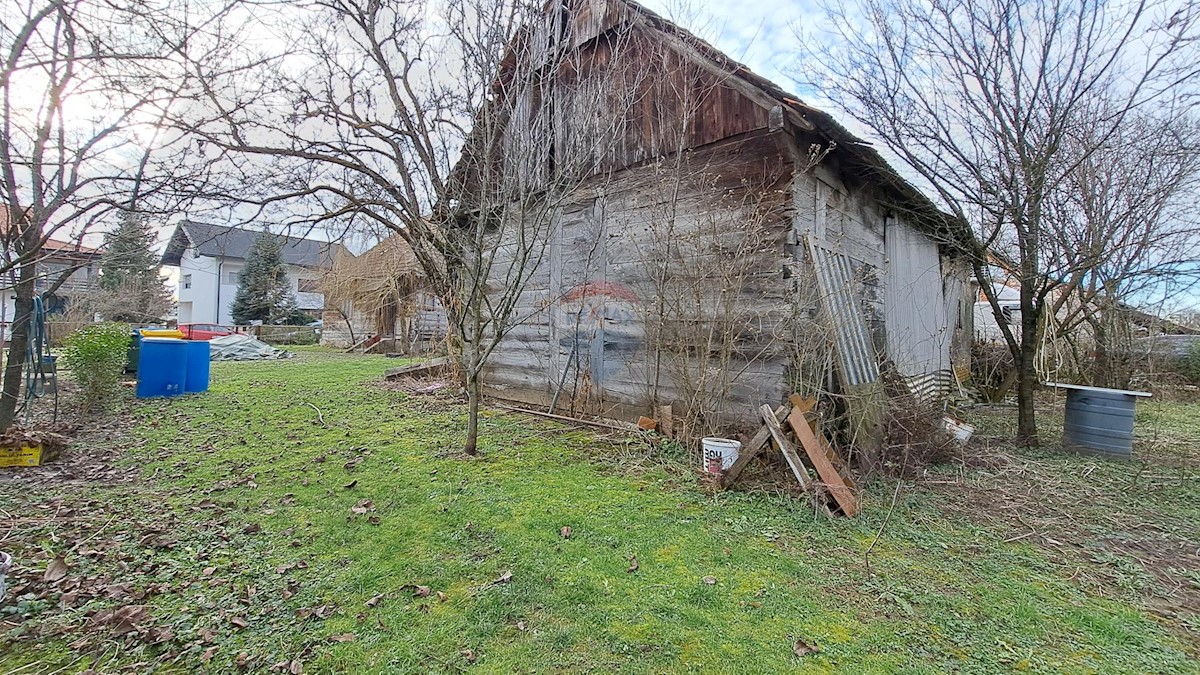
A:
<box><xmin>0</xmin><ymin>444</ymin><xmax>50</xmax><ymax>467</ymax></box>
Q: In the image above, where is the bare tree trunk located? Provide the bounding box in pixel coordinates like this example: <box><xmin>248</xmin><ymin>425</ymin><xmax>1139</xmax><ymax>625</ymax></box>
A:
<box><xmin>0</xmin><ymin>256</ymin><xmax>36</xmax><ymax>431</ymax></box>
<box><xmin>464</xmin><ymin>369</ymin><xmax>480</xmax><ymax>455</ymax></box>
<box><xmin>1016</xmin><ymin>280</ymin><xmax>1039</xmax><ymax>446</ymax></box>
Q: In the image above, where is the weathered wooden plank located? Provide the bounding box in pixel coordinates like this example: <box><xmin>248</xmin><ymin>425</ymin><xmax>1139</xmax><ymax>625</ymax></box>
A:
<box><xmin>787</xmin><ymin>407</ymin><xmax>859</xmax><ymax>517</ymax></box>
<box><xmin>759</xmin><ymin>404</ymin><xmax>813</xmax><ymax>493</ymax></box>
<box><xmin>720</xmin><ymin>404</ymin><xmax>786</xmax><ymax>488</ymax></box>
<box><xmin>384</xmin><ymin>357</ymin><xmax>451</xmax><ymax>380</ymax></box>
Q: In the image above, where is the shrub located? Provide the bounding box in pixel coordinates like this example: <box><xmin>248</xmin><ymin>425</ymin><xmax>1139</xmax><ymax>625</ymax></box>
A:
<box><xmin>61</xmin><ymin>322</ymin><xmax>131</xmax><ymax>411</ymax></box>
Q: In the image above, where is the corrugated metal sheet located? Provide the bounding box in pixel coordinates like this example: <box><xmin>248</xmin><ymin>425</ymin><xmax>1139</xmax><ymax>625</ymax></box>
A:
<box><xmin>808</xmin><ymin>235</ymin><xmax>880</xmax><ymax>387</ymax></box>
<box><xmin>903</xmin><ymin>370</ymin><xmax>952</xmax><ymax>403</ymax></box>
<box><xmin>883</xmin><ymin>219</ymin><xmax>951</xmax><ymax>384</ymax></box>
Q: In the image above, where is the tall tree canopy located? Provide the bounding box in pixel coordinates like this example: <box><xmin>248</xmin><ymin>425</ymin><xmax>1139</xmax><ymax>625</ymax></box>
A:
<box><xmin>230</xmin><ymin>233</ymin><xmax>305</xmax><ymax>325</ymax></box>
<box><xmin>95</xmin><ymin>212</ymin><xmax>173</xmax><ymax>322</ymax></box>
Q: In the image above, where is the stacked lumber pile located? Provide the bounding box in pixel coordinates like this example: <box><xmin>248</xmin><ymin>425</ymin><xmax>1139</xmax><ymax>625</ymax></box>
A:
<box><xmin>721</xmin><ymin>395</ymin><xmax>859</xmax><ymax>517</ymax></box>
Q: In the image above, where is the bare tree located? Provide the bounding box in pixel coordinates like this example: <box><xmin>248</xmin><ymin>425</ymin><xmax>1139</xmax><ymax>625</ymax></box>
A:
<box><xmin>1046</xmin><ymin>111</ymin><xmax>1200</xmax><ymax>386</ymax></box>
<box><xmin>181</xmin><ymin>0</ymin><xmax>647</xmax><ymax>453</ymax></box>
<box><xmin>0</xmin><ymin>0</ymin><xmax>241</xmax><ymax>429</ymax></box>
<box><xmin>802</xmin><ymin>0</ymin><xmax>1200</xmax><ymax>444</ymax></box>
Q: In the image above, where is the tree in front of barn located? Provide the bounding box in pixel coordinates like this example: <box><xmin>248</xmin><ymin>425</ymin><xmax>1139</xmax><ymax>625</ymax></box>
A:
<box><xmin>230</xmin><ymin>234</ymin><xmax>306</xmax><ymax>325</ymax></box>
<box><xmin>803</xmin><ymin>0</ymin><xmax>1200</xmax><ymax>445</ymax></box>
<box><xmin>180</xmin><ymin>0</ymin><xmax>641</xmax><ymax>454</ymax></box>
<box><xmin>91</xmin><ymin>211</ymin><xmax>174</xmax><ymax>323</ymax></box>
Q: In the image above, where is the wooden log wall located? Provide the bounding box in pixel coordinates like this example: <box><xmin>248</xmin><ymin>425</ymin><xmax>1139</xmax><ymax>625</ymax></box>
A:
<box><xmin>481</xmin><ymin>130</ymin><xmax>796</xmax><ymax>432</ymax></box>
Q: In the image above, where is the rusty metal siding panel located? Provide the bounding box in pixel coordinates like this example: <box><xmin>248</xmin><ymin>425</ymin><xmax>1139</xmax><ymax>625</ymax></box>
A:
<box><xmin>808</xmin><ymin>235</ymin><xmax>880</xmax><ymax>387</ymax></box>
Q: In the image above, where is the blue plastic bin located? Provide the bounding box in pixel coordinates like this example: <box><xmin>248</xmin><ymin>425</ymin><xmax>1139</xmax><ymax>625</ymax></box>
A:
<box><xmin>136</xmin><ymin>338</ymin><xmax>188</xmax><ymax>398</ymax></box>
<box><xmin>184</xmin><ymin>340</ymin><xmax>211</xmax><ymax>394</ymax></box>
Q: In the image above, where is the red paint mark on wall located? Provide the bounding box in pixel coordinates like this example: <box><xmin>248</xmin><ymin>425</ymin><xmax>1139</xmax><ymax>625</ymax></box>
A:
<box><xmin>560</xmin><ymin>280</ymin><xmax>640</xmax><ymax>304</ymax></box>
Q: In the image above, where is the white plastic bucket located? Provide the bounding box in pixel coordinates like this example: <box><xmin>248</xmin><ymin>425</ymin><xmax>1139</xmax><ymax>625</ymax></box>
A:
<box><xmin>701</xmin><ymin>437</ymin><xmax>741</xmax><ymax>474</ymax></box>
<box><xmin>941</xmin><ymin>417</ymin><xmax>975</xmax><ymax>443</ymax></box>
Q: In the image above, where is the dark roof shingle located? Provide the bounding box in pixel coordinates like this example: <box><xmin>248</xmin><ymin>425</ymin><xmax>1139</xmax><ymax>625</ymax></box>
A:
<box><xmin>161</xmin><ymin>221</ymin><xmax>344</xmax><ymax>268</ymax></box>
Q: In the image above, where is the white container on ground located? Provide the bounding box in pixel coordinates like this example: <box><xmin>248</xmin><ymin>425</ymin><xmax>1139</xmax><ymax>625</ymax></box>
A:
<box><xmin>941</xmin><ymin>417</ymin><xmax>975</xmax><ymax>443</ymax></box>
<box><xmin>701</xmin><ymin>437</ymin><xmax>741</xmax><ymax>474</ymax></box>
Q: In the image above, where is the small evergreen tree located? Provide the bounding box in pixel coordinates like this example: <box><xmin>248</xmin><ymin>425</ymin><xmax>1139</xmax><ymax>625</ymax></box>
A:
<box><xmin>231</xmin><ymin>232</ymin><xmax>307</xmax><ymax>324</ymax></box>
<box><xmin>96</xmin><ymin>211</ymin><xmax>173</xmax><ymax>322</ymax></box>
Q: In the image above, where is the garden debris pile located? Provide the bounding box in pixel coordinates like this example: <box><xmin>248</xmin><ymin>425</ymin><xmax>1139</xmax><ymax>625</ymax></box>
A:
<box><xmin>209</xmin><ymin>334</ymin><xmax>294</xmax><ymax>361</ymax></box>
<box><xmin>0</xmin><ymin>425</ymin><xmax>70</xmax><ymax>457</ymax></box>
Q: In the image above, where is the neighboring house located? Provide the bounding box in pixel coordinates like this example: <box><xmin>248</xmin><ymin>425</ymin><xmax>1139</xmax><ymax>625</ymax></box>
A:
<box><xmin>160</xmin><ymin>221</ymin><xmax>345</xmax><ymax>325</ymax></box>
<box><xmin>319</xmin><ymin>235</ymin><xmax>447</xmax><ymax>352</ymax></box>
<box><xmin>452</xmin><ymin>0</ymin><xmax>975</xmax><ymax>427</ymax></box>
<box><xmin>974</xmin><ymin>264</ymin><xmax>1023</xmax><ymax>343</ymax></box>
<box><xmin>1</xmin><ymin>238</ymin><xmax>103</xmax><ymax>328</ymax></box>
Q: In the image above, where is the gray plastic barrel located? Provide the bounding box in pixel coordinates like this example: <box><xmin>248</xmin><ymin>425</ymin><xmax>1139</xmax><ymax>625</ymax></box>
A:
<box><xmin>1046</xmin><ymin>382</ymin><xmax>1151</xmax><ymax>459</ymax></box>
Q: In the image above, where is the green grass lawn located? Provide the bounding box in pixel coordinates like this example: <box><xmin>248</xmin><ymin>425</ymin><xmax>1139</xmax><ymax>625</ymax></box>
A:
<box><xmin>1</xmin><ymin>350</ymin><xmax>1196</xmax><ymax>673</ymax></box>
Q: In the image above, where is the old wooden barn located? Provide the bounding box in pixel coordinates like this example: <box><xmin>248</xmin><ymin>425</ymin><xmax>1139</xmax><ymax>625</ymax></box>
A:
<box><xmin>452</xmin><ymin>0</ymin><xmax>973</xmax><ymax>442</ymax></box>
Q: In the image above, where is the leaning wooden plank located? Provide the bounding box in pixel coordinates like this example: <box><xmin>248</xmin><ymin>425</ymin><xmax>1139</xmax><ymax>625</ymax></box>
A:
<box><xmin>759</xmin><ymin>404</ymin><xmax>814</xmax><ymax>492</ymax></box>
<box><xmin>788</xmin><ymin>408</ymin><xmax>859</xmax><ymax>516</ymax></box>
<box><xmin>384</xmin><ymin>356</ymin><xmax>451</xmax><ymax>380</ymax></box>
<box><xmin>720</xmin><ymin>405</ymin><xmax>787</xmax><ymax>489</ymax></box>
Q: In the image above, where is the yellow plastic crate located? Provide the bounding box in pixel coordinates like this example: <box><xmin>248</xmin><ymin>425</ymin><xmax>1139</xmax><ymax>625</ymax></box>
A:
<box><xmin>0</xmin><ymin>444</ymin><xmax>53</xmax><ymax>467</ymax></box>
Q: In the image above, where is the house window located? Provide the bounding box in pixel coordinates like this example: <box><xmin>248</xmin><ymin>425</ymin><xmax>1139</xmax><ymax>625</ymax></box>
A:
<box><xmin>223</xmin><ymin>270</ymin><xmax>242</xmax><ymax>285</ymax></box>
<box><xmin>182</xmin><ymin>274</ymin><xmax>192</xmax><ymax>289</ymax></box>
<box><xmin>297</xmin><ymin>278</ymin><xmax>320</xmax><ymax>294</ymax></box>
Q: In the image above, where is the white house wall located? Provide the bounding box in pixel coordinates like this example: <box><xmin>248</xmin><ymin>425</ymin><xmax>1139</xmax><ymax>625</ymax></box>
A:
<box><xmin>177</xmin><ymin>248</ymin><xmax>221</xmax><ymax>324</ymax></box>
<box><xmin>175</xmin><ymin>251</ymin><xmax>326</xmax><ymax>324</ymax></box>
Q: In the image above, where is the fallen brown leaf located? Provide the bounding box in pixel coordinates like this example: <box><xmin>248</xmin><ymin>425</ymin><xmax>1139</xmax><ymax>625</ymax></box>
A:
<box><xmin>350</xmin><ymin>499</ymin><xmax>374</xmax><ymax>515</ymax></box>
<box><xmin>329</xmin><ymin>632</ymin><xmax>356</xmax><ymax>643</ymax></box>
<box><xmin>44</xmin><ymin>556</ymin><xmax>69</xmax><ymax>583</ymax></box>
<box><xmin>343</xmin><ymin>480</ymin><xmax>357</xmax><ymax>489</ymax></box>
<box><xmin>626</xmin><ymin>556</ymin><xmax>638</xmax><ymax>573</ymax></box>
<box><xmin>87</xmin><ymin>604</ymin><xmax>151</xmax><ymax>636</ymax></box>
<box><xmin>702</xmin><ymin>576</ymin><xmax>717</xmax><ymax>585</ymax></box>
<box><xmin>235</xmin><ymin>652</ymin><xmax>251</xmax><ymax>670</ymax></box>
<box><xmin>200</xmin><ymin>646</ymin><xmax>219</xmax><ymax>664</ymax></box>
<box><xmin>493</xmin><ymin>570</ymin><xmax>513</xmax><ymax>584</ymax></box>
<box><xmin>413</xmin><ymin>585</ymin><xmax>431</xmax><ymax>598</ymax></box>
<box><xmin>366</xmin><ymin>593</ymin><xmax>385</xmax><ymax>607</ymax></box>
<box><xmin>559</xmin><ymin>526</ymin><xmax>572</xmax><ymax>539</ymax></box>
<box><xmin>436</xmin><ymin>591</ymin><xmax>448</xmax><ymax>603</ymax></box>
<box><xmin>230</xmin><ymin>616</ymin><xmax>249</xmax><ymax>629</ymax></box>
<box><xmin>242</xmin><ymin>523</ymin><xmax>262</xmax><ymax>535</ymax></box>
<box><xmin>461</xmin><ymin>648</ymin><xmax>477</xmax><ymax>664</ymax></box>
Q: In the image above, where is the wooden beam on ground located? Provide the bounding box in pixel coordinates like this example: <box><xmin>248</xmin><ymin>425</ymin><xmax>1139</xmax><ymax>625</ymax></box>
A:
<box><xmin>720</xmin><ymin>405</ymin><xmax>786</xmax><ymax>489</ymax></box>
<box><xmin>493</xmin><ymin>403</ymin><xmax>640</xmax><ymax>433</ymax></box>
<box><xmin>384</xmin><ymin>356</ymin><xmax>451</xmax><ymax>380</ymax></box>
<box><xmin>787</xmin><ymin>408</ymin><xmax>859</xmax><ymax>516</ymax></box>
<box><xmin>657</xmin><ymin>405</ymin><xmax>673</xmax><ymax>438</ymax></box>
